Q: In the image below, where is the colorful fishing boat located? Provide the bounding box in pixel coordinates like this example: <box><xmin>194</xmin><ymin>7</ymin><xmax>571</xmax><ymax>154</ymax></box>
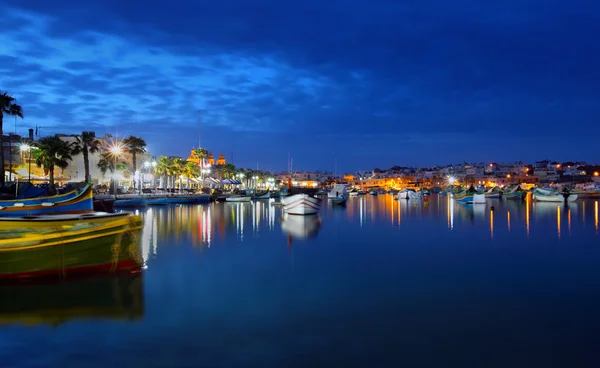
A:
<box><xmin>502</xmin><ymin>185</ymin><xmax>528</xmax><ymax>200</ymax></box>
<box><xmin>0</xmin><ymin>274</ymin><xmax>144</xmax><ymax>325</ymax></box>
<box><xmin>483</xmin><ymin>187</ymin><xmax>502</xmax><ymax>199</ymax></box>
<box><xmin>0</xmin><ymin>185</ymin><xmax>93</xmax><ymax>216</ymax></box>
<box><xmin>252</xmin><ymin>190</ymin><xmax>271</xmax><ymax>200</ymax></box>
<box><xmin>0</xmin><ymin>213</ymin><xmax>143</xmax><ymax>280</ymax></box>
<box><xmin>0</xmin><ymin>212</ymin><xmax>131</xmax><ymax>230</ymax></box>
<box><xmin>532</xmin><ymin>188</ymin><xmax>577</xmax><ymax>202</ymax></box>
<box><xmin>281</xmin><ymin>194</ymin><xmax>321</xmax><ymax>215</ymax></box>
<box><xmin>0</xmin><ymin>185</ymin><xmax>86</xmax><ymax>207</ymax></box>
<box><xmin>453</xmin><ymin>186</ymin><xmax>486</xmax><ymax>204</ymax></box>
<box><xmin>569</xmin><ymin>184</ymin><xmax>600</xmax><ymax>199</ymax></box>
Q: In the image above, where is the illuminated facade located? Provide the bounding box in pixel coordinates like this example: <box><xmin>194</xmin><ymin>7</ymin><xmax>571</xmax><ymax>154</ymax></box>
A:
<box><xmin>186</xmin><ymin>149</ymin><xmax>226</xmax><ymax>166</ymax></box>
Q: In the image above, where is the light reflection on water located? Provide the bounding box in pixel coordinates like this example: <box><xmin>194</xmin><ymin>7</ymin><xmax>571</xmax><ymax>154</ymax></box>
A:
<box><xmin>2</xmin><ymin>194</ymin><xmax>600</xmax><ymax>367</ymax></box>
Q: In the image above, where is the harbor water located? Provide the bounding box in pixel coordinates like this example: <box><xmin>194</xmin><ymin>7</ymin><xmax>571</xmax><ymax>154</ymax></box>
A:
<box><xmin>1</xmin><ymin>194</ymin><xmax>600</xmax><ymax>367</ymax></box>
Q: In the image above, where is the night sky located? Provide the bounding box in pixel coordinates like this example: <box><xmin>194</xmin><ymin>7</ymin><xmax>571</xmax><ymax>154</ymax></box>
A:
<box><xmin>1</xmin><ymin>0</ymin><xmax>599</xmax><ymax>172</ymax></box>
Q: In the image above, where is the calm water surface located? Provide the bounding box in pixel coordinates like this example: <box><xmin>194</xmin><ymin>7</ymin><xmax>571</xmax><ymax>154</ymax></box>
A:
<box><xmin>2</xmin><ymin>194</ymin><xmax>600</xmax><ymax>367</ymax></box>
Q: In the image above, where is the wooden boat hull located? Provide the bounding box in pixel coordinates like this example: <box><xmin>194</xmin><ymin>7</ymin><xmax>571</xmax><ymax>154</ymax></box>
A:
<box><xmin>0</xmin><ymin>212</ymin><xmax>131</xmax><ymax>230</ymax></box>
<box><xmin>455</xmin><ymin>193</ymin><xmax>486</xmax><ymax>204</ymax></box>
<box><xmin>533</xmin><ymin>194</ymin><xmax>578</xmax><ymax>202</ymax></box>
<box><xmin>570</xmin><ymin>191</ymin><xmax>600</xmax><ymax>199</ymax></box>
<box><xmin>281</xmin><ymin>194</ymin><xmax>321</xmax><ymax>215</ymax></box>
<box><xmin>503</xmin><ymin>192</ymin><xmax>526</xmax><ymax>200</ymax></box>
<box><xmin>0</xmin><ymin>186</ymin><xmax>93</xmax><ymax>216</ymax></box>
<box><xmin>0</xmin><ymin>214</ymin><xmax>143</xmax><ymax>280</ymax></box>
<box><xmin>147</xmin><ymin>197</ymin><xmax>170</xmax><ymax>206</ymax></box>
<box><xmin>0</xmin><ymin>186</ymin><xmax>84</xmax><ymax>207</ymax></box>
<box><xmin>329</xmin><ymin>196</ymin><xmax>347</xmax><ymax>205</ymax></box>
<box><xmin>252</xmin><ymin>191</ymin><xmax>271</xmax><ymax>199</ymax></box>
<box><xmin>114</xmin><ymin>198</ymin><xmax>148</xmax><ymax>207</ymax></box>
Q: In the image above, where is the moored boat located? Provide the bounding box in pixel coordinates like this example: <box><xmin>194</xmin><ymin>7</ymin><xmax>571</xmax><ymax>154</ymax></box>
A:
<box><xmin>503</xmin><ymin>185</ymin><xmax>527</xmax><ymax>200</ymax></box>
<box><xmin>146</xmin><ymin>197</ymin><xmax>170</xmax><ymax>206</ymax></box>
<box><xmin>454</xmin><ymin>185</ymin><xmax>486</xmax><ymax>204</ymax></box>
<box><xmin>225</xmin><ymin>195</ymin><xmax>252</xmax><ymax>202</ymax></box>
<box><xmin>0</xmin><ymin>212</ymin><xmax>131</xmax><ymax>230</ymax></box>
<box><xmin>328</xmin><ymin>184</ymin><xmax>348</xmax><ymax>206</ymax></box>
<box><xmin>281</xmin><ymin>194</ymin><xmax>321</xmax><ymax>215</ymax></box>
<box><xmin>0</xmin><ymin>213</ymin><xmax>143</xmax><ymax>280</ymax></box>
<box><xmin>114</xmin><ymin>198</ymin><xmax>148</xmax><ymax>208</ymax></box>
<box><xmin>397</xmin><ymin>188</ymin><xmax>421</xmax><ymax>200</ymax></box>
<box><xmin>252</xmin><ymin>190</ymin><xmax>271</xmax><ymax>200</ymax></box>
<box><xmin>532</xmin><ymin>188</ymin><xmax>577</xmax><ymax>202</ymax></box>
<box><xmin>0</xmin><ymin>185</ymin><xmax>93</xmax><ymax>217</ymax></box>
<box><xmin>484</xmin><ymin>187</ymin><xmax>502</xmax><ymax>199</ymax></box>
<box><xmin>0</xmin><ymin>185</ymin><xmax>85</xmax><ymax>207</ymax></box>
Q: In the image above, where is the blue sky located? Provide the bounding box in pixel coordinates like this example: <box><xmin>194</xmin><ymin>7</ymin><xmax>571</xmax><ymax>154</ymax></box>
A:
<box><xmin>1</xmin><ymin>0</ymin><xmax>599</xmax><ymax>172</ymax></box>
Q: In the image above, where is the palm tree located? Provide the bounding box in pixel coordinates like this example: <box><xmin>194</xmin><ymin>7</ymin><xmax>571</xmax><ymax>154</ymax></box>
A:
<box><xmin>155</xmin><ymin>156</ymin><xmax>171</xmax><ymax>189</ymax></box>
<box><xmin>123</xmin><ymin>135</ymin><xmax>146</xmax><ymax>190</ymax></box>
<box><xmin>171</xmin><ymin>158</ymin><xmax>185</xmax><ymax>190</ymax></box>
<box><xmin>72</xmin><ymin>131</ymin><xmax>100</xmax><ymax>184</ymax></box>
<box><xmin>221</xmin><ymin>163</ymin><xmax>235</xmax><ymax>179</ymax></box>
<box><xmin>182</xmin><ymin>162</ymin><xmax>200</xmax><ymax>189</ymax></box>
<box><xmin>0</xmin><ymin>92</ymin><xmax>23</xmax><ymax>186</ymax></box>
<box><xmin>32</xmin><ymin>136</ymin><xmax>74</xmax><ymax>194</ymax></box>
<box><xmin>195</xmin><ymin>147</ymin><xmax>209</xmax><ymax>187</ymax></box>
<box><xmin>98</xmin><ymin>150</ymin><xmax>126</xmax><ymax>195</ymax></box>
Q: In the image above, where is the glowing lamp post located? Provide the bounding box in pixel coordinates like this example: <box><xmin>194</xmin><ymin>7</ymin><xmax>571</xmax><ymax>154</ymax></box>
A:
<box><xmin>109</xmin><ymin>145</ymin><xmax>122</xmax><ymax>198</ymax></box>
<box><xmin>19</xmin><ymin>144</ymin><xmax>32</xmax><ymax>183</ymax></box>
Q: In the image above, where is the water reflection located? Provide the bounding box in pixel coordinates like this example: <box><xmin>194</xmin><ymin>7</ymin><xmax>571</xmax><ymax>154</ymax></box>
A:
<box><xmin>490</xmin><ymin>209</ymin><xmax>494</xmax><ymax>238</ymax></box>
<box><xmin>281</xmin><ymin>214</ymin><xmax>322</xmax><ymax>242</ymax></box>
<box><xmin>594</xmin><ymin>201</ymin><xmax>598</xmax><ymax>234</ymax></box>
<box><xmin>0</xmin><ymin>275</ymin><xmax>144</xmax><ymax>326</ymax></box>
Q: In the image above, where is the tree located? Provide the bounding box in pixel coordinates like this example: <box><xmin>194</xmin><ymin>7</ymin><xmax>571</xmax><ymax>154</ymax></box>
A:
<box><xmin>221</xmin><ymin>163</ymin><xmax>235</xmax><ymax>179</ymax></box>
<box><xmin>72</xmin><ymin>131</ymin><xmax>101</xmax><ymax>183</ymax></box>
<box><xmin>155</xmin><ymin>156</ymin><xmax>171</xmax><ymax>189</ymax></box>
<box><xmin>0</xmin><ymin>92</ymin><xmax>23</xmax><ymax>186</ymax></box>
<box><xmin>98</xmin><ymin>150</ymin><xmax>126</xmax><ymax>194</ymax></box>
<box><xmin>33</xmin><ymin>136</ymin><xmax>74</xmax><ymax>194</ymax></box>
<box><xmin>182</xmin><ymin>161</ymin><xmax>200</xmax><ymax>189</ymax></box>
<box><xmin>171</xmin><ymin>157</ymin><xmax>185</xmax><ymax>189</ymax></box>
<box><xmin>123</xmin><ymin>135</ymin><xmax>146</xmax><ymax>189</ymax></box>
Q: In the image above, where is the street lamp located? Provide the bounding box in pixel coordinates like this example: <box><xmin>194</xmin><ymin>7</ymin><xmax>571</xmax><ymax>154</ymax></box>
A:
<box><xmin>109</xmin><ymin>144</ymin><xmax>122</xmax><ymax>198</ymax></box>
<box><xmin>20</xmin><ymin>144</ymin><xmax>31</xmax><ymax>183</ymax></box>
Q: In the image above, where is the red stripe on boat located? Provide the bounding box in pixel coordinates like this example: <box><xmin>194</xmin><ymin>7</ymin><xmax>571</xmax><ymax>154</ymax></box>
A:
<box><xmin>0</xmin><ymin>260</ymin><xmax>142</xmax><ymax>280</ymax></box>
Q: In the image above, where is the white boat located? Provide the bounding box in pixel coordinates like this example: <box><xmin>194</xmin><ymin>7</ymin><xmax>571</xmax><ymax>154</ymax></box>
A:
<box><xmin>281</xmin><ymin>214</ymin><xmax>322</xmax><ymax>239</ymax></box>
<box><xmin>532</xmin><ymin>188</ymin><xmax>577</xmax><ymax>202</ymax></box>
<box><xmin>328</xmin><ymin>184</ymin><xmax>348</xmax><ymax>198</ymax></box>
<box><xmin>281</xmin><ymin>194</ymin><xmax>321</xmax><ymax>215</ymax></box>
<box><xmin>328</xmin><ymin>184</ymin><xmax>348</xmax><ymax>205</ymax></box>
<box><xmin>349</xmin><ymin>191</ymin><xmax>359</xmax><ymax>197</ymax></box>
<box><xmin>225</xmin><ymin>195</ymin><xmax>252</xmax><ymax>202</ymax></box>
<box><xmin>397</xmin><ymin>188</ymin><xmax>422</xmax><ymax>200</ymax></box>
<box><xmin>533</xmin><ymin>192</ymin><xmax>578</xmax><ymax>202</ymax></box>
